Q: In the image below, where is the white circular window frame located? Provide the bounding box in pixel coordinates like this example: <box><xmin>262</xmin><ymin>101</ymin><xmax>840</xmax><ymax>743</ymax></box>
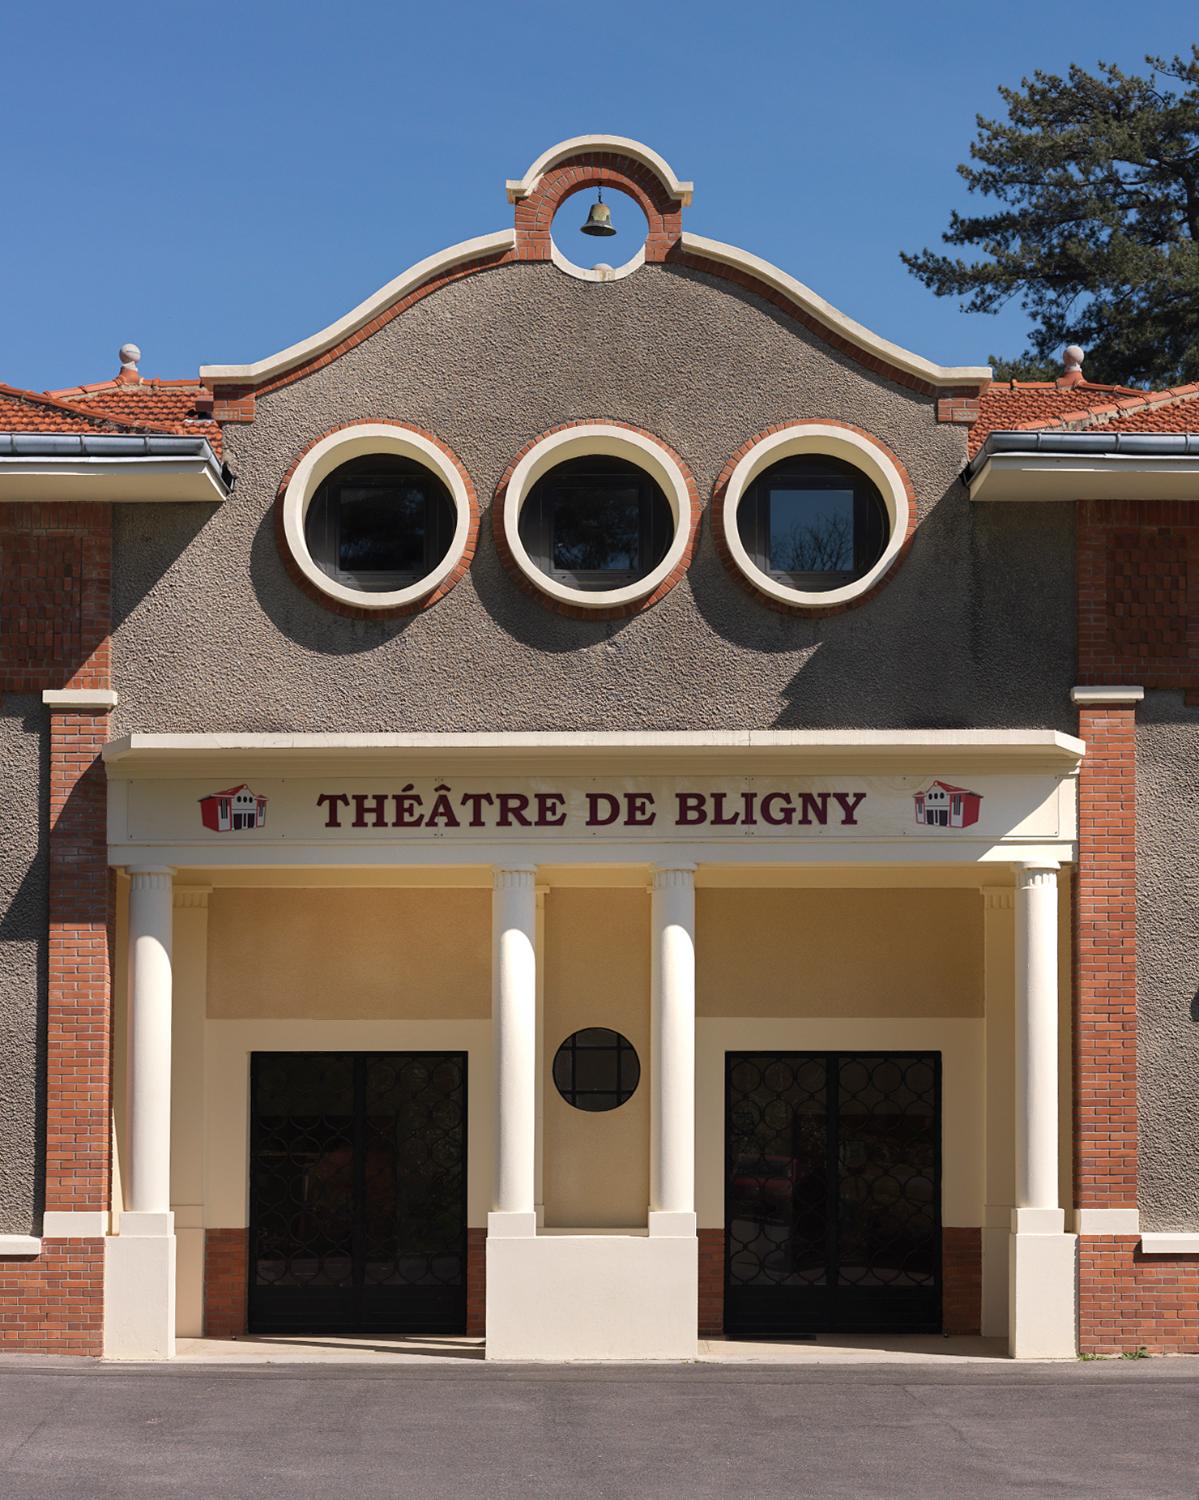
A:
<box><xmin>281</xmin><ymin>422</ymin><xmax>473</xmax><ymax>610</ymax></box>
<box><xmin>503</xmin><ymin>424</ymin><xmax>693</xmax><ymax>610</ymax></box>
<box><xmin>721</xmin><ymin>423</ymin><xmax>910</xmax><ymax>608</ymax></box>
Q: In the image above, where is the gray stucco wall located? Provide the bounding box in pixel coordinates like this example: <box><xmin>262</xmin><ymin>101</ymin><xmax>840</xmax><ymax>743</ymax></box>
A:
<box><xmin>111</xmin><ymin>261</ymin><xmax>1075</xmax><ymax>734</ymax></box>
<box><xmin>1136</xmin><ymin>692</ymin><xmax>1199</xmax><ymax>1231</ymax></box>
<box><xmin>0</xmin><ymin>695</ymin><xmax>46</xmax><ymax>1234</ymax></box>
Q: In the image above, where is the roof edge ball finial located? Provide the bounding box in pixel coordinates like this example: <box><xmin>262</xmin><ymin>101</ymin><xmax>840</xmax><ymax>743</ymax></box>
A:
<box><xmin>1061</xmin><ymin>344</ymin><xmax>1086</xmax><ymax>387</ymax></box>
<box><xmin>117</xmin><ymin>342</ymin><xmax>142</xmax><ymax>385</ymax></box>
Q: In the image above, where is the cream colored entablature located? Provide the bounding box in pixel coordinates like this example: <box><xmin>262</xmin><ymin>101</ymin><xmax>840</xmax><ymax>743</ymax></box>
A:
<box><xmin>103</xmin><ymin>729</ymin><xmax>1083</xmax><ymax>872</ymax></box>
<box><xmin>102</xmin><ymin>727</ymin><xmax>1086</xmax><ymax>775</ymax></box>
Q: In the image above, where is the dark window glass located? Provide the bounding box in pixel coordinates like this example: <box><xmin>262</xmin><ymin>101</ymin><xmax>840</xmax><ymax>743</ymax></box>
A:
<box><xmin>519</xmin><ymin>457</ymin><xmax>672</xmax><ymax>591</ymax></box>
<box><xmin>552</xmin><ymin>1027</ymin><xmax>640</xmax><ymax>1112</ymax></box>
<box><xmin>738</xmin><ymin>455</ymin><xmax>887</xmax><ymax>591</ymax></box>
<box><xmin>305</xmin><ymin>455</ymin><xmax>455</xmax><ymax>592</ymax></box>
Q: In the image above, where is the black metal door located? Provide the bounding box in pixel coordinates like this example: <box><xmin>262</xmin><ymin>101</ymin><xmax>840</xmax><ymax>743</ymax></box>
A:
<box><xmin>249</xmin><ymin>1051</ymin><xmax>467</xmax><ymax>1335</ymax></box>
<box><xmin>725</xmin><ymin>1052</ymin><xmax>941</xmax><ymax>1336</ymax></box>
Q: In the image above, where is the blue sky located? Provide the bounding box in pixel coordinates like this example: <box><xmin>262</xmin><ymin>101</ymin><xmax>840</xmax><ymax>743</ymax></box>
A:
<box><xmin>6</xmin><ymin>2</ymin><xmax>1196</xmax><ymax>391</ymax></box>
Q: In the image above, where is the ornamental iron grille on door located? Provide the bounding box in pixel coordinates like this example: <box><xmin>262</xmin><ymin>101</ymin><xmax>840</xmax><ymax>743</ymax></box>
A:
<box><xmin>249</xmin><ymin>1052</ymin><xmax>467</xmax><ymax>1335</ymax></box>
<box><xmin>724</xmin><ymin>1052</ymin><xmax>941</xmax><ymax>1336</ymax></box>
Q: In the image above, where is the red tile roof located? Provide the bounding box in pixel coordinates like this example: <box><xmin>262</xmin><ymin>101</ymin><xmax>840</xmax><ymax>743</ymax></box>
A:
<box><xmin>971</xmin><ymin>380</ymin><xmax>1199</xmax><ymax>455</ymax></box>
<box><xmin>0</xmin><ymin>382</ymin><xmax>176</xmax><ymax>434</ymax></box>
<box><xmin>44</xmin><ymin>378</ymin><xmax>222</xmax><ymax>455</ymax></box>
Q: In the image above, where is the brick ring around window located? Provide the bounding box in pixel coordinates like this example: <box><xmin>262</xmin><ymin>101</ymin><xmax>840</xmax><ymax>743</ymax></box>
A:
<box><xmin>492</xmin><ymin>420</ymin><xmax>700</xmax><ymax>620</ymax></box>
<box><xmin>715</xmin><ymin>421</ymin><xmax>915</xmax><ymax>613</ymax></box>
<box><xmin>277</xmin><ymin>421</ymin><xmax>479</xmax><ymax>616</ymax></box>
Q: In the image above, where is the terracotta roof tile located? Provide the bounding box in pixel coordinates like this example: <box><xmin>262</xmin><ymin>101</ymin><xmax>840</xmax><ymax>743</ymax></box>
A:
<box><xmin>43</xmin><ymin>378</ymin><xmax>222</xmax><ymax>456</ymax></box>
<box><xmin>971</xmin><ymin>380</ymin><xmax>1199</xmax><ymax>454</ymax></box>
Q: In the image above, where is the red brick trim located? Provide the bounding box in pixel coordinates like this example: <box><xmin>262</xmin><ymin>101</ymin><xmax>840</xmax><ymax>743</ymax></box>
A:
<box><xmin>466</xmin><ymin>1227</ymin><xmax>486</xmax><ymax>1336</ymax></box>
<box><xmin>273</xmin><ymin>421</ymin><xmax>480</xmax><ymax>620</ymax></box>
<box><xmin>711</xmin><ymin>419</ymin><xmax>918</xmax><ymax>617</ymax></box>
<box><xmin>698</xmin><ymin>1228</ymin><xmax>724</xmax><ymax>1336</ymax></box>
<box><xmin>1073</xmin><ymin>703</ymin><xmax>1139</xmax><ymax>1209</ymax></box>
<box><xmin>942</xmin><ymin>1227</ymin><xmax>982</xmax><ymax>1335</ymax></box>
<box><xmin>492</xmin><ymin>419</ymin><xmax>701</xmax><ymax>621</ymax></box>
<box><xmin>204</xmin><ymin>1228</ymin><xmax>248</xmax><ymax>1337</ymax></box>
<box><xmin>513</xmin><ymin>152</ymin><xmax>683</xmax><ymax>264</ymax></box>
<box><xmin>937</xmin><ymin>397</ymin><xmax>980</xmax><ymax>425</ymax></box>
<box><xmin>1079</xmin><ymin>1237</ymin><xmax>1199</xmax><ymax>1354</ymax></box>
<box><xmin>0</xmin><ymin>1239</ymin><xmax>104</xmax><ymax>1354</ymax></box>
<box><xmin>210</xmin><ymin>247</ymin><xmax>515</xmax><ymax>407</ymax></box>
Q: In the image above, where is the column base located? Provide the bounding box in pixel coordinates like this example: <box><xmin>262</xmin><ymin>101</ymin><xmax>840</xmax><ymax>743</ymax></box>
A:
<box><xmin>1009</xmin><ymin>1221</ymin><xmax>1077</xmax><ymax>1359</ymax></box>
<box><xmin>648</xmin><ymin>1211</ymin><xmax>696</xmax><ymax>1238</ymax></box>
<box><xmin>104</xmin><ymin>1215</ymin><xmax>176</xmax><ymax>1359</ymax></box>
<box><xmin>487</xmin><ymin>1210</ymin><xmax>538</xmax><ymax>1239</ymax></box>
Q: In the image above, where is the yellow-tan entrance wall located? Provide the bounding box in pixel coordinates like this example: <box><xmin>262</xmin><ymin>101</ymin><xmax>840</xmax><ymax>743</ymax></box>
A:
<box><xmin>108</xmin><ymin>872</ymin><xmax>1073</xmax><ymax>1339</ymax></box>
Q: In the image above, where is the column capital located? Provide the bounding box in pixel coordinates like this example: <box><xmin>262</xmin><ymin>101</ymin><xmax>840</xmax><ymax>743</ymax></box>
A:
<box><xmin>493</xmin><ymin>865</ymin><xmax>536</xmax><ymax>890</ymax></box>
<box><xmin>129</xmin><ymin>867</ymin><xmax>175</xmax><ymax>891</ymax></box>
<box><xmin>1070</xmin><ymin>685</ymin><xmax>1144</xmax><ymax>706</ymax></box>
<box><xmin>651</xmin><ymin>862</ymin><xmax>697</xmax><ymax>890</ymax></box>
<box><xmin>981</xmin><ymin>886</ymin><xmax>1014</xmax><ymax>911</ymax></box>
<box><xmin>42</xmin><ymin>688</ymin><xmax>119</xmax><ymax>712</ymax></box>
<box><xmin>1016</xmin><ymin>862</ymin><xmax>1059</xmax><ymax>890</ymax></box>
<box><xmin>173</xmin><ymin>886</ymin><xmax>212</xmax><ymax>910</ymax></box>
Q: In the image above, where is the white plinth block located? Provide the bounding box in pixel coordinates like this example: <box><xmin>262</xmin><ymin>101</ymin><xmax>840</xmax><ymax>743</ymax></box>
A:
<box><xmin>104</xmin><ymin>1213</ymin><xmax>176</xmax><ymax>1359</ymax></box>
<box><xmin>486</xmin><ymin>1233</ymin><xmax>697</xmax><ymax>1360</ymax></box>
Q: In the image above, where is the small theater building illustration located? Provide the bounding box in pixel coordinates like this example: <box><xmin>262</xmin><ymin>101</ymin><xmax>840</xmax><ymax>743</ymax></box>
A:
<box><xmin>915</xmin><ymin>782</ymin><xmax>982</xmax><ymax>830</ymax></box>
<box><xmin>2</xmin><ymin>134</ymin><xmax>1198</xmax><ymax>1364</ymax></box>
<box><xmin>198</xmin><ymin>786</ymin><xmax>268</xmax><ymax>833</ymax></box>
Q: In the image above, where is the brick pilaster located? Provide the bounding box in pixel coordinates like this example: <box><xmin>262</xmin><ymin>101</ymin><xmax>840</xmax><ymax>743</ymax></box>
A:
<box><xmin>45</xmin><ymin>709</ymin><xmax>113</xmax><ymax>1215</ymax></box>
<box><xmin>1073</xmin><ymin>700</ymin><xmax>1139</xmax><ymax>1210</ymax></box>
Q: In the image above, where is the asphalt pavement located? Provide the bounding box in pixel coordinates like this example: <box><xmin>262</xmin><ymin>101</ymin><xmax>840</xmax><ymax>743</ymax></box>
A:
<box><xmin>0</xmin><ymin>1355</ymin><xmax>1195</xmax><ymax>1499</ymax></box>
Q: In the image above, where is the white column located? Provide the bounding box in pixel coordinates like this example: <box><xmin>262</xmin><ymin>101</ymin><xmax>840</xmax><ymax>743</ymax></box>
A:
<box><xmin>1009</xmin><ymin>860</ymin><xmax>1076</xmax><ymax>1358</ymax></box>
<box><xmin>105</xmin><ymin>867</ymin><xmax>177</xmax><ymax>1358</ymax></box>
<box><xmin>649</xmin><ymin>863</ymin><xmax>696</xmax><ymax>1236</ymax></box>
<box><xmin>1015</xmin><ymin>863</ymin><xmax>1060</xmax><ymax>1213</ymax></box>
<box><xmin>489</xmin><ymin>866</ymin><xmax>537</xmax><ymax>1237</ymax></box>
<box><xmin>128</xmin><ymin>869</ymin><xmax>175</xmax><ymax>1215</ymax></box>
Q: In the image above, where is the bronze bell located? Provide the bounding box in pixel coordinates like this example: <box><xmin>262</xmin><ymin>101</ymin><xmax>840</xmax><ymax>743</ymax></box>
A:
<box><xmin>580</xmin><ymin>192</ymin><xmax>617</xmax><ymax>237</ymax></box>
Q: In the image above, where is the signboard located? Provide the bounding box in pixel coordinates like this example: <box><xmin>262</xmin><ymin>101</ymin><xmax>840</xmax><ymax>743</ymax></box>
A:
<box><xmin>114</xmin><ymin>772</ymin><xmax>1072</xmax><ymax>848</ymax></box>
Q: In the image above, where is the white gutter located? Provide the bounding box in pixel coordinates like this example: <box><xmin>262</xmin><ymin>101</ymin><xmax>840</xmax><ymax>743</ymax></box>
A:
<box><xmin>967</xmin><ymin>431</ymin><xmax>1199</xmax><ymax>502</ymax></box>
<box><xmin>0</xmin><ymin>433</ymin><xmax>232</xmax><ymax>504</ymax></box>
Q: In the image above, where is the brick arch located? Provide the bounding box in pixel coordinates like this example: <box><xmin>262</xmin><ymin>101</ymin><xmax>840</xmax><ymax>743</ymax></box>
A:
<box><xmin>514</xmin><ymin>154</ymin><xmax>683</xmax><ymax>264</ymax></box>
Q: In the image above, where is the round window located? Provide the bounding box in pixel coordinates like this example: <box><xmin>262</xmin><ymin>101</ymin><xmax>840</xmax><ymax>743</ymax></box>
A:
<box><xmin>304</xmin><ymin>453</ymin><xmax>456</xmax><ymax>594</ymax></box>
<box><xmin>518</xmin><ymin>456</ymin><xmax>672</xmax><ymax>594</ymax></box>
<box><xmin>736</xmin><ymin>454</ymin><xmax>887</xmax><ymax>593</ymax></box>
<box><xmin>498</xmin><ymin>424</ymin><xmax>696</xmax><ymax>612</ymax></box>
<box><xmin>552</xmin><ymin>1027</ymin><xmax>640</xmax><ymax>1113</ymax></box>
<box><xmin>719</xmin><ymin>423</ymin><xmax>911</xmax><ymax>610</ymax></box>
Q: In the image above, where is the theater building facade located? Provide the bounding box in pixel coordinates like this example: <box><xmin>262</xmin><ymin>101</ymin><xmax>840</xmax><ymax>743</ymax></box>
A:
<box><xmin>3</xmin><ymin>135</ymin><xmax>1199</xmax><ymax>1361</ymax></box>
